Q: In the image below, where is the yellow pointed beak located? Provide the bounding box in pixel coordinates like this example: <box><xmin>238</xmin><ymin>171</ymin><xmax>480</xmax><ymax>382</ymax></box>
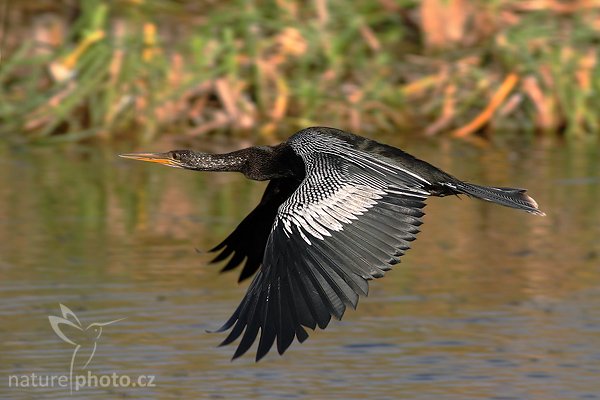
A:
<box><xmin>119</xmin><ymin>152</ymin><xmax>182</xmax><ymax>168</ymax></box>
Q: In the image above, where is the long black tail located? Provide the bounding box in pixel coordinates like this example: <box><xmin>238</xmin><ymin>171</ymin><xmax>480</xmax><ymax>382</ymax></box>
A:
<box><xmin>450</xmin><ymin>181</ymin><xmax>545</xmax><ymax>216</ymax></box>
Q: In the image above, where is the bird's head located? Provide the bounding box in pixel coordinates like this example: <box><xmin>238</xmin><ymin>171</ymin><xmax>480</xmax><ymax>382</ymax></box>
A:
<box><xmin>119</xmin><ymin>150</ymin><xmax>197</xmax><ymax>169</ymax></box>
<box><xmin>120</xmin><ymin>145</ymin><xmax>295</xmax><ymax>180</ymax></box>
<box><xmin>85</xmin><ymin>318</ymin><xmax>126</xmax><ymax>340</ymax></box>
<box><xmin>119</xmin><ymin>148</ymin><xmax>257</xmax><ymax>175</ymax></box>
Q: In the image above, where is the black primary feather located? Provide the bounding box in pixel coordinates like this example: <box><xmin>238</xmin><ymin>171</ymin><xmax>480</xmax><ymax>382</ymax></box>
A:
<box><xmin>209</xmin><ymin>178</ymin><xmax>302</xmax><ymax>282</ymax></box>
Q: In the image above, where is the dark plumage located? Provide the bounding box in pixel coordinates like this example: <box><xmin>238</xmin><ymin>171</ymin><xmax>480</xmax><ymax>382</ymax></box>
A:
<box><xmin>120</xmin><ymin>127</ymin><xmax>545</xmax><ymax>361</ymax></box>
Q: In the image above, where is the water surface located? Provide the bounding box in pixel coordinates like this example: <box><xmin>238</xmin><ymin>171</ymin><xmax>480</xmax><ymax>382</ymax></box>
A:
<box><xmin>1</xmin><ymin>135</ymin><xmax>599</xmax><ymax>399</ymax></box>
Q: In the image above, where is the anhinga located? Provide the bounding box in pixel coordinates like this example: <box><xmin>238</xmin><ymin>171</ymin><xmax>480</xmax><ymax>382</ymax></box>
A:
<box><xmin>120</xmin><ymin>127</ymin><xmax>545</xmax><ymax>361</ymax></box>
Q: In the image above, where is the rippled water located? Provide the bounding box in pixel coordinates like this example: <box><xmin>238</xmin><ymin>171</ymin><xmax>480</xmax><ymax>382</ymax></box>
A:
<box><xmin>1</xmin><ymin>135</ymin><xmax>599</xmax><ymax>399</ymax></box>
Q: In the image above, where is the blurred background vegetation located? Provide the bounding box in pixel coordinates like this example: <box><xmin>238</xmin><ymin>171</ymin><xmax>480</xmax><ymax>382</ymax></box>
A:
<box><xmin>1</xmin><ymin>0</ymin><xmax>599</xmax><ymax>144</ymax></box>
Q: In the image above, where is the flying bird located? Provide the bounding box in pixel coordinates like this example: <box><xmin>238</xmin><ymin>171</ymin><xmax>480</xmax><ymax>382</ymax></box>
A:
<box><xmin>120</xmin><ymin>127</ymin><xmax>544</xmax><ymax>361</ymax></box>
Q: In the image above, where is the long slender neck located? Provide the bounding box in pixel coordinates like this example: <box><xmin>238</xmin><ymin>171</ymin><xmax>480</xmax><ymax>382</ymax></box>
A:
<box><xmin>188</xmin><ymin>150</ymin><xmax>249</xmax><ymax>173</ymax></box>
<box><xmin>186</xmin><ymin>145</ymin><xmax>302</xmax><ymax>181</ymax></box>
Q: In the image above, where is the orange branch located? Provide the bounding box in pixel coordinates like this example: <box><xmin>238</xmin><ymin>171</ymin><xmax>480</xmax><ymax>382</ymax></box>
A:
<box><xmin>452</xmin><ymin>72</ymin><xmax>519</xmax><ymax>138</ymax></box>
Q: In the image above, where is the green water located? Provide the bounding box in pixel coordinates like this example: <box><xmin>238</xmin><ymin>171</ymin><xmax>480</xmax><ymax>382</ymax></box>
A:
<box><xmin>1</xmin><ymin>135</ymin><xmax>599</xmax><ymax>399</ymax></box>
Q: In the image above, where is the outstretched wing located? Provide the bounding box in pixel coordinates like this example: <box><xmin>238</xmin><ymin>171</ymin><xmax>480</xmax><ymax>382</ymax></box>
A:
<box><xmin>215</xmin><ymin>134</ymin><xmax>431</xmax><ymax>361</ymax></box>
<box><xmin>209</xmin><ymin>178</ymin><xmax>302</xmax><ymax>282</ymax></box>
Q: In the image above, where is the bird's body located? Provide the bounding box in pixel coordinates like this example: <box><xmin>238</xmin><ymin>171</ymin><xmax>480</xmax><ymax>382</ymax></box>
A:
<box><xmin>120</xmin><ymin>127</ymin><xmax>544</xmax><ymax>361</ymax></box>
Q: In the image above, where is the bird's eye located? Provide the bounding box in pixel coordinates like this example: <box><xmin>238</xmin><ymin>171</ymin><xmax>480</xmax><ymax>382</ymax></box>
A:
<box><xmin>171</xmin><ymin>152</ymin><xmax>180</xmax><ymax>160</ymax></box>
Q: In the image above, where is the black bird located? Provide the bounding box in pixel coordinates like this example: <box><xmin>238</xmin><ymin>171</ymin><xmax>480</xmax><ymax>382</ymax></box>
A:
<box><xmin>120</xmin><ymin>127</ymin><xmax>544</xmax><ymax>361</ymax></box>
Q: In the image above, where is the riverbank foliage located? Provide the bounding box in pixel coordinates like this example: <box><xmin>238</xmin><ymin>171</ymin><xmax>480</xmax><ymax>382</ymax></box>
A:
<box><xmin>1</xmin><ymin>0</ymin><xmax>599</xmax><ymax>144</ymax></box>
